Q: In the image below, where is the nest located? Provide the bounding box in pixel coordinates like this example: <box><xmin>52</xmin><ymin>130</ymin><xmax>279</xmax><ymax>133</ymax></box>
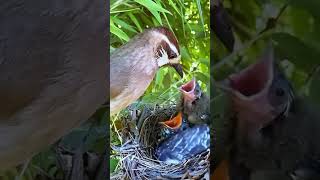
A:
<box><xmin>111</xmin><ymin>105</ymin><xmax>210</xmax><ymax>180</ymax></box>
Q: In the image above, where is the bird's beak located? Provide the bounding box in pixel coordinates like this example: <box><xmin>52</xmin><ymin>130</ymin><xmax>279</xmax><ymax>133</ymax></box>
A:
<box><xmin>159</xmin><ymin>112</ymin><xmax>183</xmax><ymax>129</ymax></box>
<box><xmin>217</xmin><ymin>45</ymin><xmax>274</xmax><ymax>101</ymax></box>
<box><xmin>217</xmin><ymin>45</ymin><xmax>275</xmax><ymax>127</ymax></box>
<box><xmin>170</xmin><ymin>55</ymin><xmax>183</xmax><ymax>77</ymax></box>
<box><xmin>179</xmin><ymin>78</ymin><xmax>197</xmax><ymax>102</ymax></box>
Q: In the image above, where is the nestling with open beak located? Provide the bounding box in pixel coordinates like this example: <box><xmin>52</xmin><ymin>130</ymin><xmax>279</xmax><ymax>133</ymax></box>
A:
<box><xmin>110</xmin><ymin>27</ymin><xmax>183</xmax><ymax>115</ymax></box>
<box><xmin>218</xmin><ymin>44</ymin><xmax>320</xmax><ymax>180</ymax></box>
<box><xmin>158</xmin><ymin>78</ymin><xmax>210</xmax><ymax>139</ymax></box>
<box><xmin>179</xmin><ymin>78</ymin><xmax>210</xmax><ymax>125</ymax></box>
<box><xmin>156</xmin><ymin>78</ymin><xmax>210</xmax><ymax>164</ymax></box>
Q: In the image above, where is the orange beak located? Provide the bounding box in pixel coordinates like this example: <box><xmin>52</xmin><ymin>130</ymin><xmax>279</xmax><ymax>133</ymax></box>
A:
<box><xmin>159</xmin><ymin>112</ymin><xmax>183</xmax><ymax>129</ymax></box>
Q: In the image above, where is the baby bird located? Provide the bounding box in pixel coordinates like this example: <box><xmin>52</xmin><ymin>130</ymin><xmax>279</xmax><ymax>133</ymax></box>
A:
<box><xmin>219</xmin><ymin>45</ymin><xmax>320</xmax><ymax>180</ymax></box>
<box><xmin>156</xmin><ymin>78</ymin><xmax>210</xmax><ymax>164</ymax></box>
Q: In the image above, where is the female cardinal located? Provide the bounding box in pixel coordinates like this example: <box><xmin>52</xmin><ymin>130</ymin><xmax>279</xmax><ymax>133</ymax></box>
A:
<box><xmin>219</xmin><ymin>45</ymin><xmax>320</xmax><ymax>180</ymax></box>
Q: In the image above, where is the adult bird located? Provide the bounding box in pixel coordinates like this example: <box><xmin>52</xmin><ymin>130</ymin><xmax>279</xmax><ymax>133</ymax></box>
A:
<box><xmin>219</xmin><ymin>45</ymin><xmax>320</xmax><ymax>180</ymax></box>
<box><xmin>110</xmin><ymin>27</ymin><xmax>183</xmax><ymax>115</ymax></box>
<box><xmin>0</xmin><ymin>0</ymin><xmax>107</xmax><ymax>170</ymax></box>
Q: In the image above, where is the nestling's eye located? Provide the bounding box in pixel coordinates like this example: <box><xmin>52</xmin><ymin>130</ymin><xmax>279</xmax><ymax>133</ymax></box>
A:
<box><xmin>275</xmin><ymin>88</ymin><xmax>285</xmax><ymax>97</ymax></box>
<box><xmin>268</xmin><ymin>72</ymin><xmax>293</xmax><ymax>109</ymax></box>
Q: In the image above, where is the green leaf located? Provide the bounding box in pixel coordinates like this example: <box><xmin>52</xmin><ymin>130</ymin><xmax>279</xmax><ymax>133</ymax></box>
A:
<box><xmin>290</xmin><ymin>0</ymin><xmax>320</xmax><ymax>20</ymax></box>
<box><xmin>155</xmin><ymin>70</ymin><xmax>165</xmax><ymax>88</ymax></box>
<box><xmin>195</xmin><ymin>72</ymin><xmax>209</xmax><ymax>84</ymax></box>
<box><xmin>233</xmin><ymin>0</ymin><xmax>261</xmax><ymax>29</ymax></box>
<box><xmin>195</xmin><ymin>0</ymin><xmax>205</xmax><ymax>33</ymax></box>
<box><xmin>110</xmin><ymin>7</ymin><xmax>141</xmax><ymax>14</ymax></box>
<box><xmin>168</xmin><ymin>0</ymin><xmax>182</xmax><ymax>17</ymax></box>
<box><xmin>272</xmin><ymin>33</ymin><xmax>320</xmax><ymax>71</ymax></box>
<box><xmin>110</xmin><ymin>23</ymin><xmax>130</xmax><ymax>42</ymax></box>
<box><xmin>128</xmin><ymin>13</ymin><xmax>143</xmax><ymax>32</ymax></box>
<box><xmin>111</xmin><ymin>16</ymin><xmax>138</xmax><ymax>33</ymax></box>
<box><xmin>150</xmin><ymin>9</ymin><xmax>163</xmax><ymax>25</ymax></box>
<box><xmin>110</xmin><ymin>158</ymin><xmax>119</xmax><ymax>173</ymax></box>
<box><xmin>198</xmin><ymin>57</ymin><xmax>210</xmax><ymax>67</ymax></box>
<box><xmin>180</xmin><ymin>46</ymin><xmax>192</xmax><ymax>61</ymax></box>
<box><xmin>287</xmin><ymin>7</ymin><xmax>313</xmax><ymax>38</ymax></box>
<box><xmin>134</xmin><ymin>0</ymin><xmax>172</xmax><ymax>14</ymax></box>
<box><xmin>162</xmin><ymin>12</ymin><xmax>173</xmax><ymax>31</ymax></box>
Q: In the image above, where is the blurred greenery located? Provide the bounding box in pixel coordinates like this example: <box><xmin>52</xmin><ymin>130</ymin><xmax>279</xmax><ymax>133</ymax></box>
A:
<box><xmin>110</xmin><ymin>0</ymin><xmax>210</xmax><ymax>174</ymax></box>
<box><xmin>213</xmin><ymin>0</ymin><xmax>320</xmax><ymax>106</ymax></box>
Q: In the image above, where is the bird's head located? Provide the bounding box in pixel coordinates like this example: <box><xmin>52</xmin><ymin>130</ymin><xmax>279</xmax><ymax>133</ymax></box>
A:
<box><xmin>218</xmin><ymin>44</ymin><xmax>294</xmax><ymax>129</ymax></box>
<box><xmin>160</xmin><ymin>78</ymin><xmax>205</xmax><ymax>129</ymax></box>
<box><xmin>150</xmin><ymin>27</ymin><xmax>183</xmax><ymax>77</ymax></box>
<box><xmin>180</xmin><ymin>78</ymin><xmax>209</xmax><ymax>124</ymax></box>
<box><xmin>179</xmin><ymin>78</ymin><xmax>202</xmax><ymax>103</ymax></box>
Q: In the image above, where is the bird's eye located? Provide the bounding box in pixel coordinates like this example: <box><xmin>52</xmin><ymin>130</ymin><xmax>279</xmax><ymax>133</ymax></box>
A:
<box><xmin>275</xmin><ymin>87</ymin><xmax>285</xmax><ymax>97</ymax></box>
<box><xmin>169</xmin><ymin>52</ymin><xmax>176</xmax><ymax>59</ymax></box>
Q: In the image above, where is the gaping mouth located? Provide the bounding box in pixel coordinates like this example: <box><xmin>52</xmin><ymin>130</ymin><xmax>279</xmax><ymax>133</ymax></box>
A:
<box><xmin>219</xmin><ymin>46</ymin><xmax>274</xmax><ymax>98</ymax></box>
<box><xmin>179</xmin><ymin>78</ymin><xmax>196</xmax><ymax>101</ymax></box>
<box><xmin>159</xmin><ymin>112</ymin><xmax>182</xmax><ymax>129</ymax></box>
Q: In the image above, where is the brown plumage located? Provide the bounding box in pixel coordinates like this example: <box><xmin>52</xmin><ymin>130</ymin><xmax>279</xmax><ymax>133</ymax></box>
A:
<box><xmin>0</xmin><ymin>0</ymin><xmax>107</xmax><ymax>169</ymax></box>
<box><xmin>110</xmin><ymin>27</ymin><xmax>183</xmax><ymax>115</ymax></box>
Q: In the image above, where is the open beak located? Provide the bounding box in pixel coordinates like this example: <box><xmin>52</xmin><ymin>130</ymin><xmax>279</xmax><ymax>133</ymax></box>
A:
<box><xmin>159</xmin><ymin>112</ymin><xmax>183</xmax><ymax>129</ymax></box>
<box><xmin>217</xmin><ymin>44</ymin><xmax>279</xmax><ymax>130</ymax></box>
<box><xmin>170</xmin><ymin>55</ymin><xmax>183</xmax><ymax>78</ymax></box>
<box><xmin>179</xmin><ymin>78</ymin><xmax>197</xmax><ymax>102</ymax></box>
<box><xmin>217</xmin><ymin>45</ymin><xmax>274</xmax><ymax>101</ymax></box>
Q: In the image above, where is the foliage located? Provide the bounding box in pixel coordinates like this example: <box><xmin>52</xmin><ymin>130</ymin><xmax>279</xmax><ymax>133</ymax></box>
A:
<box><xmin>110</xmin><ymin>0</ymin><xmax>210</xmax><ymax>173</ymax></box>
<box><xmin>213</xmin><ymin>0</ymin><xmax>320</xmax><ymax>106</ymax></box>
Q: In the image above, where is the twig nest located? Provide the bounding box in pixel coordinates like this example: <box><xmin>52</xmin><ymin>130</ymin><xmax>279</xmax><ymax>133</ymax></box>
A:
<box><xmin>111</xmin><ymin>105</ymin><xmax>210</xmax><ymax>179</ymax></box>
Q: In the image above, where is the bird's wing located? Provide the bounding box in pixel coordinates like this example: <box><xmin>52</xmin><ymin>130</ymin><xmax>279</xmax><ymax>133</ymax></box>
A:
<box><xmin>0</xmin><ymin>0</ymin><xmax>107</xmax><ymax>120</ymax></box>
<box><xmin>110</xmin><ymin>49</ymin><xmax>131</xmax><ymax>99</ymax></box>
<box><xmin>0</xmin><ymin>12</ymin><xmax>70</xmax><ymax>119</ymax></box>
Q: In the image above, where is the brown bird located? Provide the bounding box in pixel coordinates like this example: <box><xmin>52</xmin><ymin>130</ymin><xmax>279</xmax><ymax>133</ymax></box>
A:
<box><xmin>0</xmin><ymin>0</ymin><xmax>107</xmax><ymax>170</ymax></box>
<box><xmin>219</xmin><ymin>45</ymin><xmax>320</xmax><ymax>180</ymax></box>
<box><xmin>110</xmin><ymin>27</ymin><xmax>183</xmax><ymax>115</ymax></box>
